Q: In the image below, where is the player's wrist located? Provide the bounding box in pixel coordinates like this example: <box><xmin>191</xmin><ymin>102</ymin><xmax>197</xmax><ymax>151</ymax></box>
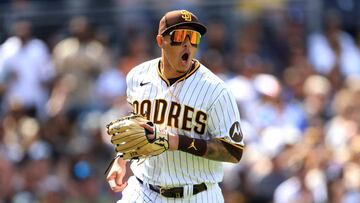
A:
<box><xmin>168</xmin><ymin>132</ymin><xmax>179</xmax><ymax>151</ymax></box>
<box><xmin>116</xmin><ymin>155</ymin><xmax>126</xmax><ymax>165</ymax></box>
<box><xmin>178</xmin><ymin>135</ymin><xmax>207</xmax><ymax>156</ymax></box>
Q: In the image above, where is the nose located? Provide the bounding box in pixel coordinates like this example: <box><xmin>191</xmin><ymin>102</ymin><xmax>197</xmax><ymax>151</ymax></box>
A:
<box><xmin>182</xmin><ymin>36</ymin><xmax>191</xmax><ymax>47</ymax></box>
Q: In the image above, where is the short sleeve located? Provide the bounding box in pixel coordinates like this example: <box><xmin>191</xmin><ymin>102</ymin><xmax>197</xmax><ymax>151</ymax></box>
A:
<box><xmin>207</xmin><ymin>88</ymin><xmax>245</xmax><ymax>146</ymax></box>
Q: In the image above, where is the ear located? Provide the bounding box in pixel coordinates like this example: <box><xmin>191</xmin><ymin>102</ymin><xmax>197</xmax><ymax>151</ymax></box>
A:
<box><xmin>156</xmin><ymin>35</ymin><xmax>163</xmax><ymax>48</ymax></box>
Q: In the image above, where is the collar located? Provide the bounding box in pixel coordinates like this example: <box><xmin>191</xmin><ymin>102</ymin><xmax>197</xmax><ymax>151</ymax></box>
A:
<box><xmin>157</xmin><ymin>59</ymin><xmax>200</xmax><ymax>87</ymax></box>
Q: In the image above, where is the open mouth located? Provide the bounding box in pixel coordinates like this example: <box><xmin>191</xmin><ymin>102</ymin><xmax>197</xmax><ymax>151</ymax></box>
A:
<box><xmin>181</xmin><ymin>53</ymin><xmax>189</xmax><ymax>62</ymax></box>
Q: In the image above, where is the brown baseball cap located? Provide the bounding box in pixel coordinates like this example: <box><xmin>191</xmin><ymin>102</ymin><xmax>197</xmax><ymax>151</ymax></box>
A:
<box><xmin>158</xmin><ymin>10</ymin><xmax>207</xmax><ymax>36</ymax></box>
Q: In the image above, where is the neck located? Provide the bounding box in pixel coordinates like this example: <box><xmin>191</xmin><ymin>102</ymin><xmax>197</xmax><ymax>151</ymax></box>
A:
<box><xmin>160</xmin><ymin>57</ymin><xmax>192</xmax><ymax>79</ymax></box>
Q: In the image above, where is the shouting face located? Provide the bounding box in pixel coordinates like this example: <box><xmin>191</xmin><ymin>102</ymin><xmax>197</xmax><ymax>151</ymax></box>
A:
<box><xmin>157</xmin><ymin>26</ymin><xmax>201</xmax><ymax>78</ymax></box>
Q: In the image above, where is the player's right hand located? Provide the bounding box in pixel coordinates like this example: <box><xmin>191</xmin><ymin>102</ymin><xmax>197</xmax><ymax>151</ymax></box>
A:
<box><xmin>106</xmin><ymin>156</ymin><xmax>128</xmax><ymax>192</ymax></box>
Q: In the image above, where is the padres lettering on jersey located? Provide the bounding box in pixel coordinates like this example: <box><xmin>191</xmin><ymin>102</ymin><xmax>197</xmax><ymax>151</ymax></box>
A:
<box><xmin>126</xmin><ymin>58</ymin><xmax>244</xmax><ymax>187</ymax></box>
<box><xmin>132</xmin><ymin>100</ymin><xmax>207</xmax><ymax>135</ymax></box>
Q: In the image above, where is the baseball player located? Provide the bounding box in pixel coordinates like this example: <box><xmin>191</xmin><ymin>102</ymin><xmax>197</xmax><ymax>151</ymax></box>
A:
<box><xmin>106</xmin><ymin>10</ymin><xmax>245</xmax><ymax>203</ymax></box>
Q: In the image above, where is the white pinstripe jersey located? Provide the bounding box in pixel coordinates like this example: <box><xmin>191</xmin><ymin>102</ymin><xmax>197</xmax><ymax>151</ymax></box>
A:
<box><xmin>126</xmin><ymin>58</ymin><xmax>244</xmax><ymax>187</ymax></box>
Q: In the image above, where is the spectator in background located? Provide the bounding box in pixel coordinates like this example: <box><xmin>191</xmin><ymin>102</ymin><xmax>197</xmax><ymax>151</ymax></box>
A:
<box><xmin>302</xmin><ymin>75</ymin><xmax>333</xmax><ymax>123</ymax></box>
<box><xmin>308</xmin><ymin>9</ymin><xmax>360</xmax><ymax>90</ymax></box>
<box><xmin>231</xmin><ymin>20</ymin><xmax>270</xmax><ymax>75</ymax></box>
<box><xmin>224</xmin><ymin>21</ymin><xmax>270</xmax><ymax>113</ymax></box>
<box><xmin>13</xmin><ymin>141</ymin><xmax>56</xmax><ymax>203</ymax></box>
<box><xmin>202</xmin><ymin>21</ymin><xmax>229</xmax><ymax>56</ymax></box>
<box><xmin>51</xmin><ymin>15</ymin><xmax>110</xmax><ymax>118</ymax></box>
<box><xmin>0</xmin><ymin>19</ymin><xmax>55</xmax><ymax>119</ymax></box>
<box><xmin>0</xmin><ymin>156</ymin><xmax>15</xmax><ymax>202</ymax></box>
<box><xmin>245</xmin><ymin>74</ymin><xmax>307</xmax><ymax>132</ymax></box>
<box><xmin>63</xmin><ymin>159</ymin><xmax>113</xmax><ymax>203</ymax></box>
<box><xmin>200</xmin><ymin>49</ymin><xmax>229</xmax><ymax>80</ymax></box>
<box><xmin>94</xmin><ymin>66</ymin><xmax>126</xmax><ymax>110</ymax></box>
<box><xmin>281</xmin><ymin>34</ymin><xmax>314</xmax><ymax>101</ymax></box>
<box><xmin>273</xmin><ymin>157</ymin><xmax>316</xmax><ymax>203</ymax></box>
<box><xmin>254</xmin><ymin>152</ymin><xmax>287</xmax><ymax>203</ymax></box>
<box><xmin>117</xmin><ymin>33</ymin><xmax>151</xmax><ymax>76</ymax></box>
<box><xmin>325</xmin><ymin>86</ymin><xmax>359</xmax><ymax>152</ymax></box>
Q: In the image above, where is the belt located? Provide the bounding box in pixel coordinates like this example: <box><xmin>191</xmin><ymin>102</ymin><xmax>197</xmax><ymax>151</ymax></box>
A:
<box><xmin>136</xmin><ymin>177</ymin><xmax>207</xmax><ymax>198</ymax></box>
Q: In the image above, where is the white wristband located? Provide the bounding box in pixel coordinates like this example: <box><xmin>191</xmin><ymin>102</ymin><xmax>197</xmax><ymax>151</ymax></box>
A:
<box><xmin>108</xmin><ymin>179</ymin><xmax>117</xmax><ymax>188</ymax></box>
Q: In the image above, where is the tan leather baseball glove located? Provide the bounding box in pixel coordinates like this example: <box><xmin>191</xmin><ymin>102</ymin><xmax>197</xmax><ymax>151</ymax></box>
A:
<box><xmin>106</xmin><ymin>114</ymin><xmax>169</xmax><ymax>160</ymax></box>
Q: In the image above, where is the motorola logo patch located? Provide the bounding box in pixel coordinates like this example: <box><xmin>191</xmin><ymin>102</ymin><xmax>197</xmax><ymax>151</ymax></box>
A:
<box><xmin>229</xmin><ymin>121</ymin><xmax>243</xmax><ymax>142</ymax></box>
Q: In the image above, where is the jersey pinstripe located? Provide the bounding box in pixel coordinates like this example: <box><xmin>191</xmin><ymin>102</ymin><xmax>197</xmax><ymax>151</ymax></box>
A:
<box><xmin>126</xmin><ymin>57</ymin><xmax>244</xmax><ymax>187</ymax></box>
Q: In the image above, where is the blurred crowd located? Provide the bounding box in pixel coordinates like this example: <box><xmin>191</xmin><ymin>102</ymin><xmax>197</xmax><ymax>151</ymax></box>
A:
<box><xmin>1</xmin><ymin>0</ymin><xmax>360</xmax><ymax>203</ymax></box>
